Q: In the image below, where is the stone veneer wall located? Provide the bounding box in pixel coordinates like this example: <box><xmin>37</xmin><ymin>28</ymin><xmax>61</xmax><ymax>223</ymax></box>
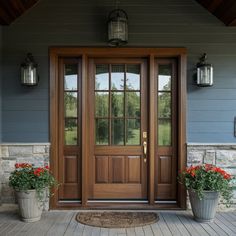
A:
<box><xmin>0</xmin><ymin>143</ymin><xmax>236</xmax><ymax>210</ymax></box>
<box><xmin>0</xmin><ymin>143</ymin><xmax>50</xmax><ymax>204</ymax></box>
<box><xmin>187</xmin><ymin>143</ymin><xmax>236</xmax><ymax>210</ymax></box>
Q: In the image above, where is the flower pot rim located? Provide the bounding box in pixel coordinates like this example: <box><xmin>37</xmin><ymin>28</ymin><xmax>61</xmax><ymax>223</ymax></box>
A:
<box><xmin>16</xmin><ymin>189</ymin><xmax>37</xmax><ymax>193</ymax></box>
<box><xmin>188</xmin><ymin>189</ymin><xmax>219</xmax><ymax>193</ymax></box>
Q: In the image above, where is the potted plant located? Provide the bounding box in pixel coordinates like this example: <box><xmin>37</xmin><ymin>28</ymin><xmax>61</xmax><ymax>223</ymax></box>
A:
<box><xmin>9</xmin><ymin>163</ymin><xmax>57</xmax><ymax>222</ymax></box>
<box><xmin>179</xmin><ymin>164</ymin><xmax>233</xmax><ymax>223</ymax></box>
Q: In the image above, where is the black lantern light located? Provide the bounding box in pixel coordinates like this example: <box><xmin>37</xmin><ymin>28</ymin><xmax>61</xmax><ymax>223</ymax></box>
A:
<box><xmin>196</xmin><ymin>53</ymin><xmax>213</xmax><ymax>87</ymax></box>
<box><xmin>21</xmin><ymin>53</ymin><xmax>39</xmax><ymax>86</ymax></box>
<box><xmin>108</xmin><ymin>8</ymin><xmax>128</xmax><ymax>46</ymax></box>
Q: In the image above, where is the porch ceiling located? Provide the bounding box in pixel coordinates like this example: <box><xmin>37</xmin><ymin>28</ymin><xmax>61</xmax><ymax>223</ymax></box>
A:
<box><xmin>0</xmin><ymin>0</ymin><xmax>236</xmax><ymax>26</ymax></box>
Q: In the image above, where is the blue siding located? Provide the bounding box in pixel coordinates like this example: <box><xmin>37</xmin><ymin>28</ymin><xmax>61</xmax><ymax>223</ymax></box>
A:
<box><xmin>2</xmin><ymin>0</ymin><xmax>236</xmax><ymax>143</ymax></box>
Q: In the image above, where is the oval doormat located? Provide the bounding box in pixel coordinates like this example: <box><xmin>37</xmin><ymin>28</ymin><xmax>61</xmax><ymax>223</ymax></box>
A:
<box><xmin>76</xmin><ymin>212</ymin><xmax>159</xmax><ymax>228</ymax></box>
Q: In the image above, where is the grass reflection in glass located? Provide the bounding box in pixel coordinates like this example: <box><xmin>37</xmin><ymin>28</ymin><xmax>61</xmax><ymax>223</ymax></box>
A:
<box><xmin>65</xmin><ymin>119</ymin><xmax>77</xmax><ymax>145</ymax></box>
<box><xmin>158</xmin><ymin>119</ymin><xmax>171</xmax><ymax>146</ymax></box>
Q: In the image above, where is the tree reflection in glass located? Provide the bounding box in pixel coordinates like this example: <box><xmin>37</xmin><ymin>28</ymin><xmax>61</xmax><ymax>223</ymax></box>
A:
<box><xmin>96</xmin><ymin>119</ymin><xmax>109</xmax><ymax>145</ymax></box>
<box><xmin>64</xmin><ymin>92</ymin><xmax>77</xmax><ymax>117</ymax></box>
<box><xmin>111</xmin><ymin>92</ymin><xmax>124</xmax><ymax>117</ymax></box>
<box><xmin>111</xmin><ymin>119</ymin><xmax>124</xmax><ymax>145</ymax></box>
<box><xmin>95</xmin><ymin>92</ymin><xmax>109</xmax><ymax>117</ymax></box>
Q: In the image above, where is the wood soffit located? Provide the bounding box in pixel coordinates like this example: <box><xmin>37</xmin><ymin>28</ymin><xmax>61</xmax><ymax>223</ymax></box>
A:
<box><xmin>0</xmin><ymin>0</ymin><xmax>235</xmax><ymax>26</ymax></box>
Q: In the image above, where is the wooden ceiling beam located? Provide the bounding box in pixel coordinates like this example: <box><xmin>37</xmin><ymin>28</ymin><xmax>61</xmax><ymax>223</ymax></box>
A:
<box><xmin>196</xmin><ymin>0</ymin><xmax>236</xmax><ymax>26</ymax></box>
<box><xmin>0</xmin><ymin>0</ymin><xmax>39</xmax><ymax>25</ymax></box>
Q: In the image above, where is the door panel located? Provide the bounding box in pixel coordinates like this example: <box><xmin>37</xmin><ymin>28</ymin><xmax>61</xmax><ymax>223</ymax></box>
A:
<box><xmin>155</xmin><ymin>59</ymin><xmax>177</xmax><ymax>200</ymax></box>
<box><xmin>89</xmin><ymin>58</ymin><xmax>148</xmax><ymax>200</ymax></box>
<box><xmin>58</xmin><ymin>59</ymin><xmax>82</xmax><ymax>201</ymax></box>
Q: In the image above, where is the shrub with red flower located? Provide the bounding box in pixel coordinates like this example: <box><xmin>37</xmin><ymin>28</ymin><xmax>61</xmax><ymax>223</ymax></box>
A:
<box><xmin>178</xmin><ymin>164</ymin><xmax>234</xmax><ymax>205</ymax></box>
<box><xmin>9</xmin><ymin>163</ymin><xmax>58</xmax><ymax>200</ymax></box>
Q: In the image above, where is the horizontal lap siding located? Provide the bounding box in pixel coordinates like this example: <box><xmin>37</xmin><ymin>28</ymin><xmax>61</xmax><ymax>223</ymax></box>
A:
<box><xmin>2</xmin><ymin>0</ymin><xmax>236</xmax><ymax>142</ymax></box>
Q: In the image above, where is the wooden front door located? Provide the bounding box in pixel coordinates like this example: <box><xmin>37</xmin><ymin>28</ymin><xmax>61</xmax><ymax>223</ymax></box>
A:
<box><xmin>50</xmin><ymin>47</ymin><xmax>187</xmax><ymax>209</ymax></box>
<box><xmin>88</xmin><ymin>58</ymin><xmax>148</xmax><ymax>200</ymax></box>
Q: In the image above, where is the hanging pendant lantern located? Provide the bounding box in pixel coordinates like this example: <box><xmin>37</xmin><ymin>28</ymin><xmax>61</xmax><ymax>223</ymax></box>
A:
<box><xmin>196</xmin><ymin>53</ymin><xmax>213</xmax><ymax>87</ymax></box>
<box><xmin>108</xmin><ymin>8</ymin><xmax>128</xmax><ymax>46</ymax></box>
<box><xmin>21</xmin><ymin>53</ymin><xmax>39</xmax><ymax>86</ymax></box>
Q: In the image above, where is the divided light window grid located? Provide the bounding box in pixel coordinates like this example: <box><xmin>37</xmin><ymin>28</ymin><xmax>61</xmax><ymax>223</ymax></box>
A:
<box><xmin>157</xmin><ymin>64</ymin><xmax>172</xmax><ymax>146</ymax></box>
<box><xmin>64</xmin><ymin>64</ymin><xmax>79</xmax><ymax>145</ymax></box>
<box><xmin>95</xmin><ymin>64</ymin><xmax>141</xmax><ymax>146</ymax></box>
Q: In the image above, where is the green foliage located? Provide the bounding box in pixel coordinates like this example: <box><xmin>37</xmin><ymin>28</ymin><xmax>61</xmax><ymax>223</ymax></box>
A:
<box><xmin>178</xmin><ymin>164</ymin><xmax>234</xmax><ymax>206</ymax></box>
<box><xmin>9</xmin><ymin>163</ymin><xmax>58</xmax><ymax>201</ymax></box>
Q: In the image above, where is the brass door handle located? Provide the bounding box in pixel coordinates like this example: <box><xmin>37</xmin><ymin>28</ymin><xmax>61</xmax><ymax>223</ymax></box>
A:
<box><xmin>143</xmin><ymin>141</ymin><xmax>147</xmax><ymax>163</ymax></box>
<box><xmin>143</xmin><ymin>141</ymin><xmax>147</xmax><ymax>155</ymax></box>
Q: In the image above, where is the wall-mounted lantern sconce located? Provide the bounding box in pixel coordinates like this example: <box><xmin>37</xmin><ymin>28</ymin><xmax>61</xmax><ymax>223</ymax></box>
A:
<box><xmin>196</xmin><ymin>53</ymin><xmax>213</xmax><ymax>87</ymax></box>
<box><xmin>108</xmin><ymin>8</ymin><xmax>128</xmax><ymax>46</ymax></box>
<box><xmin>21</xmin><ymin>53</ymin><xmax>39</xmax><ymax>86</ymax></box>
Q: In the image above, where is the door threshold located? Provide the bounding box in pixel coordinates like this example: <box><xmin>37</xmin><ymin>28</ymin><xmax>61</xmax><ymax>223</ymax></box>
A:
<box><xmin>87</xmin><ymin>200</ymin><xmax>149</xmax><ymax>203</ymax></box>
<box><xmin>50</xmin><ymin>202</ymin><xmax>183</xmax><ymax>210</ymax></box>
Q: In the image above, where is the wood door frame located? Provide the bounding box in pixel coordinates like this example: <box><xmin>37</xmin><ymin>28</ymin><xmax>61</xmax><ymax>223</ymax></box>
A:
<box><xmin>49</xmin><ymin>47</ymin><xmax>187</xmax><ymax>209</ymax></box>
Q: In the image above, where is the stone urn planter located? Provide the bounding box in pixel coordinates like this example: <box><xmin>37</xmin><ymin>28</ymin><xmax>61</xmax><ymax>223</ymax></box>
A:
<box><xmin>189</xmin><ymin>189</ymin><xmax>219</xmax><ymax>223</ymax></box>
<box><xmin>16</xmin><ymin>190</ymin><xmax>44</xmax><ymax>222</ymax></box>
<box><xmin>9</xmin><ymin>163</ymin><xmax>57</xmax><ymax>222</ymax></box>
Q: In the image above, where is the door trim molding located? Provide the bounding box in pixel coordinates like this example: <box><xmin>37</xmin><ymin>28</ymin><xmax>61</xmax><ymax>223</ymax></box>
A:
<box><xmin>49</xmin><ymin>47</ymin><xmax>187</xmax><ymax>209</ymax></box>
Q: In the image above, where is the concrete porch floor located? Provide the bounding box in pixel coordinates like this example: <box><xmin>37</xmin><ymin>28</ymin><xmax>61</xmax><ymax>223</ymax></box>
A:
<box><xmin>0</xmin><ymin>206</ymin><xmax>236</xmax><ymax>235</ymax></box>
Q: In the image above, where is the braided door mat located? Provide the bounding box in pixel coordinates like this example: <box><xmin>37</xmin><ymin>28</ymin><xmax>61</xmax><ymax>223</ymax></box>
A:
<box><xmin>76</xmin><ymin>212</ymin><xmax>159</xmax><ymax>228</ymax></box>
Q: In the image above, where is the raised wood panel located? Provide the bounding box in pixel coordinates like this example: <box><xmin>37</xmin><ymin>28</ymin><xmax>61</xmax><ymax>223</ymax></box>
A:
<box><xmin>110</xmin><ymin>156</ymin><xmax>125</xmax><ymax>183</ymax></box>
<box><xmin>64</xmin><ymin>156</ymin><xmax>78</xmax><ymax>183</ymax></box>
<box><xmin>95</xmin><ymin>156</ymin><xmax>109</xmax><ymax>183</ymax></box>
<box><xmin>156</xmin><ymin>185</ymin><xmax>174</xmax><ymax>200</ymax></box>
<box><xmin>93</xmin><ymin>184</ymin><xmax>143</xmax><ymax>199</ymax></box>
<box><xmin>127</xmin><ymin>156</ymin><xmax>141</xmax><ymax>183</ymax></box>
<box><xmin>159</xmin><ymin>156</ymin><xmax>172</xmax><ymax>184</ymax></box>
<box><xmin>59</xmin><ymin>184</ymin><xmax>80</xmax><ymax>200</ymax></box>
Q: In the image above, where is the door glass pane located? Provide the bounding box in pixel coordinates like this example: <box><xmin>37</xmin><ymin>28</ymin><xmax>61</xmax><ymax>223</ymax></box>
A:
<box><xmin>126</xmin><ymin>119</ymin><xmax>140</xmax><ymax>145</ymax></box>
<box><xmin>96</xmin><ymin>119</ymin><xmax>109</xmax><ymax>145</ymax></box>
<box><xmin>111</xmin><ymin>65</ymin><xmax>125</xmax><ymax>90</ymax></box>
<box><xmin>126</xmin><ymin>65</ymin><xmax>140</xmax><ymax>90</ymax></box>
<box><xmin>126</xmin><ymin>92</ymin><xmax>140</xmax><ymax>117</ymax></box>
<box><xmin>95</xmin><ymin>92</ymin><xmax>109</xmax><ymax>117</ymax></box>
<box><xmin>158</xmin><ymin>92</ymin><xmax>171</xmax><ymax>118</ymax></box>
<box><xmin>158</xmin><ymin>119</ymin><xmax>171</xmax><ymax>146</ymax></box>
<box><xmin>64</xmin><ymin>64</ymin><xmax>77</xmax><ymax>91</ymax></box>
<box><xmin>111</xmin><ymin>92</ymin><xmax>124</xmax><ymax>117</ymax></box>
<box><xmin>65</xmin><ymin>119</ymin><xmax>77</xmax><ymax>145</ymax></box>
<box><xmin>64</xmin><ymin>92</ymin><xmax>77</xmax><ymax>117</ymax></box>
<box><xmin>158</xmin><ymin>64</ymin><xmax>171</xmax><ymax>91</ymax></box>
<box><xmin>111</xmin><ymin>119</ymin><xmax>124</xmax><ymax>145</ymax></box>
<box><xmin>95</xmin><ymin>64</ymin><xmax>109</xmax><ymax>90</ymax></box>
